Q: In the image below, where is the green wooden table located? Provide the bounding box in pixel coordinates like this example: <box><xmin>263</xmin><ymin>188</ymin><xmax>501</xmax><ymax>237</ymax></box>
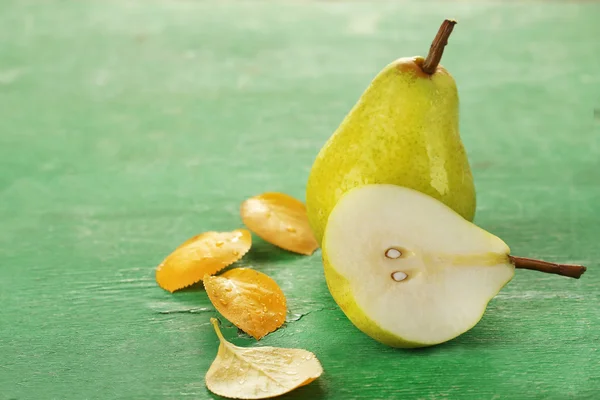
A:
<box><xmin>1</xmin><ymin>1</ymin><xmax>599</xmax><ymax>399</ymax></box>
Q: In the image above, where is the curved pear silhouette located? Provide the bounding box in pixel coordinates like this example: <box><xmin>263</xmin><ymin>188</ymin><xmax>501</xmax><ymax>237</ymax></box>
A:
<box><xmin>306</xmin><ymin>20</ymin><xmax>475</xmax><ymax>244</ymax></box>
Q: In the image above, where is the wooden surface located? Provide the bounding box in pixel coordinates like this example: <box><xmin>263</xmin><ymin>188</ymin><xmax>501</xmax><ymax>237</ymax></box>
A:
<box><xmin>1</xmin><ymin>1</ymin><xmax>599</xmax><ymax>399</ymax></box>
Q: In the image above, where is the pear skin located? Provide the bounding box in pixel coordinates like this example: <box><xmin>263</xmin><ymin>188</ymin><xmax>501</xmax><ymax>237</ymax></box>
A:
<box><xmin>306</xmin><ymin>21</ymin><xmax>475</xmax><ymax>244</ymax></box>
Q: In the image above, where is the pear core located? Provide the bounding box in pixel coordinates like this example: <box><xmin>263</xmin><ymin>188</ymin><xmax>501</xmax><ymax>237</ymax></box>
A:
<box><xmin>322</xmin><ymin>184</ymin><xmax>514</xmax><ymax>348</ymax></box>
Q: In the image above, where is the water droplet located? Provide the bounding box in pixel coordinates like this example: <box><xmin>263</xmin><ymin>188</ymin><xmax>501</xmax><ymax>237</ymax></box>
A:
<box><xmin>286</xmin><ymin>226</ymin><xmax>296</xmax><ymax>233</ymax></box>
<box><xmin>215</xmin><ymin>241</ymin><xmax>225</xmax><ymax>247</ymax></box>
<box><xmin>232</xmin><ymin>250</ymin><xmax>240</xmax><ymax>256</ymax></box>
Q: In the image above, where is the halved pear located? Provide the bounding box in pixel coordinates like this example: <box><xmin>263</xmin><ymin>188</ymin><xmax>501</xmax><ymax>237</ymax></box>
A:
<box><xmin>322</xmin><ymin>184</ymin><xmax>514</xmax><ymax>348</ymax></box>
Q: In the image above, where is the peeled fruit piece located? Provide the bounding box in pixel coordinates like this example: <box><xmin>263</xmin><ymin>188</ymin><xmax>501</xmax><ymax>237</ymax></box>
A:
<box><xmin>204</xmin><ymin>268</ymin><xmax>287</xmax><ymax>339</ymax></box>
<box><xmin>241</xmin><ymin>192</ymin><xmax>318</xmax><ymax>255</ymax></box>
<box><xmin>205</xmin><ymin>318</ymin><xmax>323</xmax><ymax>399</ymax></box>
<box><xmin>156</xmin><ymin>229</ymin><xmax>251</xmax><ymax>293</ymax></box>
<box><xmin>323</xmin><ymin>184</ymin><xmax>586</xmax><ymax>348</ymax></box>
<box><xmin>306</xmin><ymin>20</ymin><xmax>475</xmax><ymax>244</ymax></box>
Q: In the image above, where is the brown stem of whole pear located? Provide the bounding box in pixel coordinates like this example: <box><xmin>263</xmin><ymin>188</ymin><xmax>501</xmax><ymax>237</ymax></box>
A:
<box><xmin>509</xmin><ymin>256</ymin><xmax>587</xmax><ymax>279</ymax></box>
<box><xmin>422</xmin><ymin>19</ymin><xmax>457</xmax><ymax>75</ymax></box>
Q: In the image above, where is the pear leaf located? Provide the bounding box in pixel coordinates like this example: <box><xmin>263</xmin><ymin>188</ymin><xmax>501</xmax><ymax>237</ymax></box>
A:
<box><xmin>241</xmin><ymin>192</ymin><xmax>319</xmax><ymax>255</ymax></box>
<box><xmin>156</xmin><ymin>229</ymin><xmax>252</xmax><ymax>292</ymax></box>
<box><xmin>206</xmin><ymin>318</ymin><xmax>323</xmax><ymax>399</ymax></box>
<box><xmin>204</xmin><ymin>268</ymin><xmax>286</xmax><ymax>339</ymax></box>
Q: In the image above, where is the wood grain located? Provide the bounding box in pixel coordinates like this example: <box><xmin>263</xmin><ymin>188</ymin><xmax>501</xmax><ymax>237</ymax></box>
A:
<box><xmin>1</xmin><ymin>1</ymin><xmax>599</xmax><ymax>399</ymax></box>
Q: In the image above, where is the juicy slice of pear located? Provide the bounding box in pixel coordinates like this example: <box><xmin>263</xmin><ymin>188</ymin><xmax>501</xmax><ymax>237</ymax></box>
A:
<box><xmin>322</xmin><ymin>184</ymin><xmax>514</xmax><ymax>347</ymax></box>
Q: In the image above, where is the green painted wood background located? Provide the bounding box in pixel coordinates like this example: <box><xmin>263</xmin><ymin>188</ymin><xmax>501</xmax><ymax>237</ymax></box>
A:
<box><xmin>1</xmin><ymin>1</ymin><xmax>599</xmax><ymax>399</ymax></box>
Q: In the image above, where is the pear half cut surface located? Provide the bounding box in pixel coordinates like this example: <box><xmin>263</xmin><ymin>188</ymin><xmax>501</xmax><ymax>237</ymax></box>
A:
<box><xmin>322</xmin><ymin>184</ymin><xmax>514</xmax><ymax>348</ymax></box>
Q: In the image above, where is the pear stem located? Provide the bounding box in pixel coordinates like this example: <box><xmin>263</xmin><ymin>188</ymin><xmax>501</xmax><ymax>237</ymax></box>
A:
<box><xmin>422</xmin><ymin>19</ymin><xmax>457</xmax><ymax>75</ymax></box>
<box><xmin>509</xmin><ymin>256</ymin><xmax>587</xmax><ymax>279</ymax></box>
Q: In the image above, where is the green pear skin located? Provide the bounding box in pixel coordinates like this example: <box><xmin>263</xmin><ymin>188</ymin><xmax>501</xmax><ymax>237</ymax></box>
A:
<box><xmin>306</xmin><ymin>56</ymin><xmax>476</xmax><ymax>244</ymax></box>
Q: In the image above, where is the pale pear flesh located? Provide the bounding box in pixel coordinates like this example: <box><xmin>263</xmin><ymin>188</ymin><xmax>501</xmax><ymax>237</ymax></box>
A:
<box><xmin>306</xmin><ymin>56</ymin><xmax>476</xmax><ymax>244</ymax></box>
<box><xmin>322</xmin><ymin>184</ymin><xmax>514</xmax><ymax>348</ymax></box>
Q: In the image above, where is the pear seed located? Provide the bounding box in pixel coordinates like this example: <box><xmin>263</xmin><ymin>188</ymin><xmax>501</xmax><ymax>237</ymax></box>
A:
<box><xmin>385</xmin><ymin>248</ymin><xmax>402</xmax><ymax>259</ymax></box>
<box><xmin>391</xmin><ymin>271</ymin><xmax>408</xmax><ymax>282</ymax></box>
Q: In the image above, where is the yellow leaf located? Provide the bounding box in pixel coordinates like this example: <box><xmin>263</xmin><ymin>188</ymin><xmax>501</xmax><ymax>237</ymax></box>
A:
<box><xmin>206</xmin><ymin>318</ymin><xmax>323</xmax><ymax>399</ymax></box>
<box><xmin>204</xmin><ymin>268</ymin><xmax>286</xmax><ymax>339</ymax></box>
<box><xmin>241</xmin><ymin>192</ymin><xmax>319</xmax><ymax>256</ymax></box>
<box><xmin>156</xmin><ymin>229</ymin><xmax>252</xmax><ymax>293</ymax></box>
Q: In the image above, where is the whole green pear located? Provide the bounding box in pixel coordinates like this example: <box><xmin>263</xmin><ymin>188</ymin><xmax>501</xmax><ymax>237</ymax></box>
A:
<box><xmin>306</xmin><ymin>20</ymin><xmax>476</xmax><ymax>244</ymax></box>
